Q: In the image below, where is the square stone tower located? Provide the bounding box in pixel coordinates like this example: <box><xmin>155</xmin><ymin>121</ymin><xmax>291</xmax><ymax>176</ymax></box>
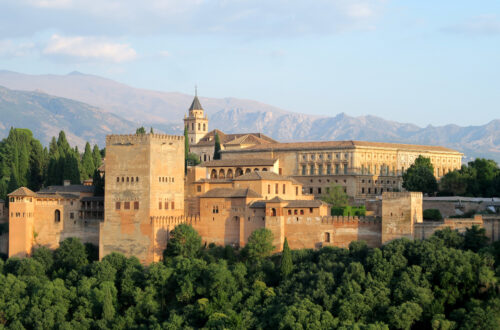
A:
<box><xmin>183</xmin><ymin>92</ymin><xmax>208</xmax><ymax>145</ymax></box>
<box><xmin>101</xmin><ymin>133</ymin><xmax>184</xmax><ymax>264</ymax></box>
<box><xmin>381</xmin><ymin>191</ymin><xmax>423</xmax><ymax>244</ymax></box>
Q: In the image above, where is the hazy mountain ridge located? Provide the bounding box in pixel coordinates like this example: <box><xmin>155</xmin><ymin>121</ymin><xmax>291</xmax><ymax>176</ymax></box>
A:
<box><xmin>0</xmin><ymin>85</ymin><xmax>136</xmax><ymax>147</ymax></box>
<box><xmin>0</xmin><ymin>70</ymin><xmax>499</xmax><ymax>162</ymax></box>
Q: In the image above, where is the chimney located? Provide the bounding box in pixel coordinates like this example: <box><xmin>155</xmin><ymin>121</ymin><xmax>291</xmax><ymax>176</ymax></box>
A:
<box><xmin>63</xmin><ymin>180</ymin><xmax>71</xmax><ymax>186</ymax></box>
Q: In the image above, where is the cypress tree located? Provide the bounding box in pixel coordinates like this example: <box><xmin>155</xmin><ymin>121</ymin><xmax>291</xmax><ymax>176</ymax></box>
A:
<box><xmin>92</xmin><ymin>144</ymin><xmax>102</xmax><ymax>169</ymax></box>
<box><xmin>280</xmin><ymin>237</ymin><xmax>293</xmax><ymax>279</ymax></box>
<box><xmin>92</xmin><ymin>169</ymin><xmax>104</xmax><ymax>196</ymax></box>
<box><xmin>7</xmin><ymin>166</ymin><xmax>19</xmax><ymax>194</ymax></box>
<box><xmin>81</xmin><ymin>142</ymin><xmax>95</xmax><ymax>180</ymax></box>
<box><xmin>214</xmin><ymin>132</ymin><xmax>221</xmax><ymax>160</ymax></box>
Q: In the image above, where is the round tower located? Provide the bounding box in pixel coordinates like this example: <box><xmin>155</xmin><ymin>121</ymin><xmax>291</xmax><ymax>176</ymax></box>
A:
<box><xmin>184</xmin><ymin>87</ymin><xmax>209</xmax><ymax>145</ymax></box>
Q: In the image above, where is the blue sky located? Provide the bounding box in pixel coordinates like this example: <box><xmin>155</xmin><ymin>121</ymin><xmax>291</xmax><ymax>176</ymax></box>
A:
<box><xmin>0</xmin><ymin>0</ymin><xmax>499</xmax><ymax>126</ymax></box>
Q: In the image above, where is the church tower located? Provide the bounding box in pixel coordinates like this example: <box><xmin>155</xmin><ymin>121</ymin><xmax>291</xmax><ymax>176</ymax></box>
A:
<box><xmin>184</xmin><ymin>88</ymin><xmax>208</xmax><ymax>145</ymax></box>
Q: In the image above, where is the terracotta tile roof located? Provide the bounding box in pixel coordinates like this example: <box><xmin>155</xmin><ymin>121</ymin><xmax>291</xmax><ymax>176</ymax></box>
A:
<box><xmin>233</xmin><ymin>171</ymin><xmax>300</xmax><ymax>184</ymax></box>
<box><xmin>202</xmin><ymin>158</ymin><xmax>277</xmax><ymax>167</ymax></box>
<box><xmin>249</xmin><ymin>199</ymin><xmax>326</xmax><ymax>208</ymax></box>
<box><xmin>37</xmin><ymin>192</ymin><xmax>80</xmax><ymax>199</ymax></box>
<box><xmin>39</xmin><ymin>185</ymin><xmax>94</xmax><ymax>194</ymax></box>
<box><xmin>222</xmin><ymin>140</ymin><xmax>461</xmax><ymax>154</ymax></box>
<box><xmin>225</xmin><ymin>134</ymin><xmax>274</xmax><ymax>146</ymax></box>
<box><xmin>200</xmin><ymin>188</ymin><xmax>262</xmax><ymax>198</ymax></box>
<box><xmin>194</xmin><ymin>129</ymin><xmax>277</xmax><ymax>147</ymax></box>
<box><xmin>8</xmin><ymin>187</ymin><xmax>37</xmax><ymax>197</ymax></box>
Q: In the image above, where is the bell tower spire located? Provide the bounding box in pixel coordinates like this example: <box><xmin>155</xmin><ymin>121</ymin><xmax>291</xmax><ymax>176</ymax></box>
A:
<box><xmin>184</xmin><ymin>86</ymin><xmax>208</xmax><ymax>145</ymax></box>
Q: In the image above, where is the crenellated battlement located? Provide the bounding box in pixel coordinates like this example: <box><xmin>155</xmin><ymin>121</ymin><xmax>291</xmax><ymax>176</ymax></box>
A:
<box><xmin>382</xmin><ymin>191</ymin><xmax>422</xmax><ymax>200</ymax></box>
<box><xmin>320</xmin><ymin>215</ymin><xmax>381</xmax><ymax>224</ymax></box>
<box><xmin>106</xmin><ymin>133</ymin><xmax>184</xmax><ymax>146</ymax></box>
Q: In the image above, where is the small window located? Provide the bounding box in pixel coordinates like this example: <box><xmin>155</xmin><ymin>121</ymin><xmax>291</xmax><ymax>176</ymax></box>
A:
<box><xmin>275</xmin><ymin>183</ymin><xmax>278</xmax><ymax>194</ymax></box>
<box><xmin>124</xmin><ymin>202</ymin><xmax>130</xmax><ymax>210</ymax></box>
<box><xmin>309</xmin><ymin>188</ymin><xmax>313</xmax><ymax>194</ymax></box>
<box><xmin>295</xmin><ymin>186</ymin><xmax>299</xmax><ymax>196</ymax></box>
<box><xmin>136</xmin><ymin>177</ymin><xmax>139</xmax><ymax>182</ymax></box>
<box><xmin>134</xmin><ymin>201</ymin><xmax>139</xmax><ymax>210</ymax></box>
<box><xmin>268</xmin><ymin>184</ymin><xmax>271</xmax><ymax>194</ymax></box>
<box><xmin>126</xmin><ymin>177</ymin><xmax>129</xmax><ymax>182</ymax></box>
<box><xmin>116</xmin><ymin>177</ymin><xmax>119</xmax><ymax>182</ymax></box>
<box><xmin>54</xmin><ymin>209</ymin><xmax>61</xmax><ymax>222</ymax></box>
<box><xmin>171</xmin><ymin>201</ymin><xmax>175</xmax><ymax>209</ymax></box>
<box><xmin>318</xmin><ymin>188</ymin><xmax>322</xmax><ymax>194</ymax></box>
<box><xmin>159</xmin><ymin>202</ymin><xmax>162</xmax><ymax>210</ymax></box>
<box><xmin>165</xmin><ymin>201</ymin><xmax>169</xmax><ymax>209</ymax></box>
<box><xmin>283</xmin><ymin>184</ymin><xmax>286</xmax><ymax>194</ymax></box>
<box><xmin>197</xmin><ymin>185</ymin><xmax>201</xmax><ymax>192</ymax></box>
<box><xmin>300</xmin><ymin>210</ymin><xmax>304</xmax><ymax>215</ymax></box>
<box><xmin>287</xmin><ymin>210</ymin><xmax>292</xmax><ymax>215</ymax></box>
<box><xmin>325</xmin><ymin>232</ymin><xmax>331</xmax><ymax>243</ymax></box>
<box><xmin>309</xmin><ymin>208</ymin><xmax>313</xmax><ymax>214</ymax></box>
<box><xmin>115</xmin><ymin>202</ymin><xmax>121</xmax><ymax>210</ymax></box>
<box><xmin>121</xmin><ymin>177</ymin><xmax>124</xmax><ymax>182</ymax></box>
<box><xmin>70</xmin><ymin>212</ymin><xmax>74</xmax><ymax>219</ymax></box>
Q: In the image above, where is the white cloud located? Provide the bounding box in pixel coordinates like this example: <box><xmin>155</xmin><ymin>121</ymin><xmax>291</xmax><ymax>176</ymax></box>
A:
<box><xmin>26</xmin><ymin>0</ymin><xmax>72</xmax><ymax>8</ymax></box>
<box><xmin>158</xmin><ymin>50</ymin><xmax>170</xmax><ymax>57</ymax></box>
<box><xmin>0</xmin><ymin>39</ymin><xmax>35</xmax><ymax>57</ymax></box>
<box><xmin>346</xmin><ymin>3</ymin><xmax>374</xmax><ymax>18</ymax></box>
<box><xmin>43</xmin><ymin>34</ymin><xmax>137</xmax><ymax>62</ymax></box>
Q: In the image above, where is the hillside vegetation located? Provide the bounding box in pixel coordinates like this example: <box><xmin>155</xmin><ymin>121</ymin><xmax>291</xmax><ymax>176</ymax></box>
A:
<box><xmin>0</xmin><ymin>226</ymin><xmax>499</xmax><ymax>329</ymax></box>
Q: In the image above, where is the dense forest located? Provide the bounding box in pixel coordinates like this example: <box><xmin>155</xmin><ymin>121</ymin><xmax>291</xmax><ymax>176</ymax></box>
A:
<box><xmin>0</xmin><ymin>128</ymin><xmax>103</xmax><ymax>200</ymax></box>
<box><xmin>0</xmin><ymin>225</ymin><xmax>499</xmax><ymax>329</ymax></box>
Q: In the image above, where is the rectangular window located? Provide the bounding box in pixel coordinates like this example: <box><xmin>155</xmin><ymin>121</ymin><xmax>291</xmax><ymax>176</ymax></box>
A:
<box><xmin>318</xmin><ymin>164</ymin><xmax>323</xmax><ymax>175</ymax></box>
<box><xmin>327</xmin><ymin>165</ymin><xmax>331</xmax><ymax>175</ymax></box>
<box><xmin>197</xmin><ymin>185</ymin><xmax>201</xmax><ymax>192</ymax></box>
<box><xmin>279</xmin><ymin>168</ymin><xmax>283</xmax><ymax>175</ymax></box>
<box><xmin>275</xmin><ymin>183</ymin><xmax>278</xmax><ymax>194</ymax></box>
<box><xmin>295</xmin><ymin>186</ymin><xmax>298</xmax><ymax>196</ymax></box>
<box><xmin>134</xmin><ymin>201</ymin><xmax>139</xmax><ymax>210</ymax></box>
<box><xmin>310</xmin><ymin>165</ymin><xmax>315</xmax><ymax>175</ymax></box>
<box><xmin>344</xmin><ymin>164</ymin><xmax>348</xmax><ymax>174</ymax></box>
<box><xmin>70</xmin><ymin>212</ymin><xmax>74</xmax><ymax>219</ymax></box>
<box><xmin>268</xmin><ymin>185</ymin><xmax>271</xmax><ymax>194</ymax></box>
<box><xmin>318</xmin><ymin>188</ymin><xmax>322</xmax><ymax>194</ymax></box>
<box><xmin>362</xmin><ymin>187</ymin><xmax>365</xmax><ymax>194</ymax></box>
<box><xmin>282</xmin><ymin>184</ymin><xmax>286</xmax><ymax>194</ymax></box>
<box><xmin>165</xmin><ymin>201</ymin><xmax>169</xmax><ymax>209</ymax></box>
<box><xmin>335</xmin><ymin>164</ymin><xmax>339</xmax><ymax>174</ymax></box>
<box><xmin>159</xmin><ymin>202</ymin><xmax>162</xmax><ymax>209</ymax></box>
<box><xmin>115</xmin><ymin>202</ymin><xmax>120</xmax><ymax>210</ymax></box>
<box><xmin>171</xmin><ymin>201</ymin><xmax>175</xmax><ymax>209</ymax></box>
<box><xmin>124</xmin><ymin>202</ymin><xmax>130</xmax><ymax>210</ymax></box>
<box><xmin>302</xmin><ymin>165</ymin><xmax>306</xmax><ymax>175</ymax></box>
<box><xmin>309</xmin><ymin>187</ymin><xmax>313</xmax><ymax>194</ymax></box>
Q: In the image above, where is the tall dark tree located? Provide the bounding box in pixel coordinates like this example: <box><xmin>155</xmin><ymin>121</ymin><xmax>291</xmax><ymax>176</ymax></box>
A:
<box><xmin>402</xmin><ymin>156</ymin><xmax>437</xmax><ymax>195</ymax></box>
<box><xmin>213</xmin><ymin>132</ymin><xmax>221</xmax><ymax>160</ymax></box>
<box><xmin>81</xmin><ymin>142</ymin><xmax>95</xmax><ymax>181</ymax></box>
<box><xmin>93</xmin><ymin>170</ymin><xmax>104</xmax><ymax>196</ymax></box>
<box><xmin>92</xmin><ymin>144</ymin><xmax>102</xmax><ymax>169</ymax></box>
<box><xmin>280</xmin><ymin>237</ymin><xmax>293</xmax><ymax>279</ymax></box>
<box><xmin>136</xmin><ymin>127</ymin><xmax>146</xmax><ymax>135</ymax></box>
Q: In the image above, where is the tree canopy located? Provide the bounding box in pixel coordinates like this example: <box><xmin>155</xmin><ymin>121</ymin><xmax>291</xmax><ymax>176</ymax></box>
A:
<box><xmin>0</xmin><ymin>226</ymin><xmax>499</xmax><ymax>329</ymax></box>
<box><xmin>402</xmin><ymin>156</ymin><xmax>438</xmax><ymax>195</ymax></box>
<box><xmin>213</xmin><ymin>132</ymin><xmax>221</xmax><ymax>160</ymax></box>
<box><xmin>321</xmin><ymin>184</ymin><xmax>349</xmax><ymax>207</ymax></box>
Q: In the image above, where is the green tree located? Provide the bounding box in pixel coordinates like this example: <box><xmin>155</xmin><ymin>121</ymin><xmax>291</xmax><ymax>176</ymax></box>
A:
<box><xmin>53</xmin><ymin>237</ymin><xmax>89</xmax><ymax>274</ymax></box>
<box><xmin>280</xmin><ymin>238</ymin><xmax>293</xmax><ymax>279</ymax></box>
<box><xmin>81</xmin><ymin>142</ymin><xmax>95</xmax><ymax>180</ymax></box>
<box><xmin>163</xmin><ymin>224</ymin><xmax>202</xmax><ymax>259</ymax></box>
<box><xmin>463</xmin><ymin>225</ymin><xmax>489</xmax><ymax>252</ymax></box>
<box><xmin>93</xmin><ymin>170</ymin><xmax>104</xmax><ymax>196</ymax></box>
<box><xmin>439</xmin><ymin>170</ymin><xmax>467</xmax><ymax>196</ymax></box>
<box><xmin>92</xmin><ymin>144</ymin><xmax>102</xmax><ymax>169</ymax></box>
<box><xmin>321</xmin><ymin>184</ymin><xmax>349</xmax><ymax>207</ymax></box>
<box><xmin>136</xmin><ymin>127</ymin><xmax>146</xmax><ymax>134</ymax></box>
<box><xmin>186</xmin><ymin>153</ymin><xmax>201</xmax><ymax>166</ymax></box>
<box><xmin>403</xmin><ymin>156</ymin><xmax>437</xmax><ymax>195</ymax></box>
<box><xmin>213</xmin><ymin>132</ymin><xmax>221</xmax><ymax>160</ymax></box>
<box><xmin>242</xmin><ymin>228</ymin><xmax>274</xmax><ymax>261</ymax></box>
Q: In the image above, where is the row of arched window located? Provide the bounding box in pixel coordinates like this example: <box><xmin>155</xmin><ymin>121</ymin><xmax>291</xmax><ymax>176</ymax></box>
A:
<box><xmin>159</xmin><ymin>177</ymin><xmax>175</xmax><ymax>183</ymax></box>
<box><xmin>286</xmin><ymin>208</ymin><xmax>314</xmax><ymax>216</ymax></box>
<box><xmin>11</xmin><ymin>212</ymin><xmax>33</xmax><ymax>218</ymax></box>
<box><xmin>115</xmin><ymin>201</ymin><xmax>140</xmax><ymax>210</ymax></box>
<box><xmin>116</xmin><ymin>176</ymin><xmax>139</xmax><ymax>183</ymax></box>
<box><xmin>210</xmin><ymin>167</ymin><xmax>268</xmax><ymax>179</ymax></box>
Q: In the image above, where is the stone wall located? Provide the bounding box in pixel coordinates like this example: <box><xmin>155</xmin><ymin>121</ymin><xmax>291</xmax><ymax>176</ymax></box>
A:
<box><xmin>423</xmin><ymin>198</ymin><xmax>498</xmax><ymax>218</ymax></box>
<box><xmin>101</xmin><ymin>133</ymin><xmax>184</xmax><ymax>264</ymax></box>
<box><xmin>381</xmin><ymin>192</ymin><xmax>423</xmax><ymax>244</ymax></box>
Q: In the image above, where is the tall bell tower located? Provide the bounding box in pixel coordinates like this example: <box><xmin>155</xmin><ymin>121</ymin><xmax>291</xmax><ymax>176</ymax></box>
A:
<box><xmin>184</xmin><ymin>87</ymin><xmax>208</xmax><ymax>145</ymax></box>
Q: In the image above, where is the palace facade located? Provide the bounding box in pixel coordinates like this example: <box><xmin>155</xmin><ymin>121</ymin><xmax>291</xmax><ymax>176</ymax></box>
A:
<box><xmin>3</xmin><ymin>93</ymin><xmax>498</xmax><ymax>264</ymax></box>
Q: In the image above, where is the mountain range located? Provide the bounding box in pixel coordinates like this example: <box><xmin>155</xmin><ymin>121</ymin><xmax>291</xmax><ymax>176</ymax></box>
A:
<box><xmin>0</xmin><ymin>70</ymin><xmax>499</xmax><ymax>162</ymax></box>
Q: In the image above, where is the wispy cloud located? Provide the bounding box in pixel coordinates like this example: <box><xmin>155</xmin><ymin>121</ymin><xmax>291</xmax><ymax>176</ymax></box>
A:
<box><xmin>42</xmin><ymin>34</ymin><xmax>137</xmax><ymax>62</ymax></box>
<box><xmin>443</xmin><ymin>15</ymin><xmax>500</xmax><ymax>36</ymax></box>
<box><xmin>0</xmin><ymin>39</ymin><xmax>36</xmax><ymax>57</ymax></box>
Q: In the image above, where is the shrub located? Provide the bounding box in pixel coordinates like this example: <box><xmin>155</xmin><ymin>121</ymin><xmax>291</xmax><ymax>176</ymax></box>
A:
<box><xmin>423</xmin><ymin>209</ymin><xmax>443</xmax><ymax>221</ymax></box>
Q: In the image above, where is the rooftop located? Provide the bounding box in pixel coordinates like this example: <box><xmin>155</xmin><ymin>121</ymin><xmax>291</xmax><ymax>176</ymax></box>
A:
<box><xmin>200</xmin><ymin>188</ymin><xmax>262</xmax><ymax>198</ymax></box>
<box><xmin>222</xmin><ymin>140</ymin><xmax>461</xmax><ymax>154</ymax></box>
<box><xmin>8</xmin><ymin>187</ymin><xmax>37</xmax><ymax>197</ymax></box>
<box><xmin>233</xmin><ymin>171</ymin><xmax>300</xmax><ymax>184</ymax></box>
<box><xmin>39</xmin><ymin>184</ymin><xmax>94</xmax><ymax>194</ymax></box>
<box><xmin>249</xmin><ymin>199</ymin><xmax>326</xmax><ymax>208</ymax></box>
<box><xmin>201</xmin><ymin>158</ymin><xmax>277</xmax><ymax>167</ymax></box>
<box><xmin>189</xmin><ymin>95</ymin><xmax>204</xmax><ymax>111</ymax></box>
<box><xmin>195</xmin><ymin>129</ymin><xmax>277</xmax><ymax>147</ymax></box>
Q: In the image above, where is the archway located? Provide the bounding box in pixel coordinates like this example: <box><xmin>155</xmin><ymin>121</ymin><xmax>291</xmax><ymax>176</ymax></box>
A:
<box><xmin>210</xmin><ymin>169</ymin><xmax>217</xmax><ymax>179</ymax></box>
<box><xmin>245</xmin><ymin>168</ymin><xmax>251</xmax><ymax>174</ymax></box>
<box><xmin>219</xmin><ymin>169</ymin><xmax>225</xmax><ymax>179</ymax></box>
<box><xmin>226</xmin><ymin>169</ymin><xmax>233</xmax><ymax>178</ymax></box>
<box><xmin>235</xmin><ymin>168</ymin><xmax>243</xmax><ymax>177</ymax></box>
<box><xmin>271</xmin><ymin>208</ymin><xmax>277</xmax><ymax>216</ymax></box>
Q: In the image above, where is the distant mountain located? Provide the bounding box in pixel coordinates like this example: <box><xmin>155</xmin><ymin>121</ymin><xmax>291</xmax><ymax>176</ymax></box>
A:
<box><xmin>0</xmin><ymin>86</ymin><xmax>136</xmax><ymax>147</ymax></box>
<box><xmin>0</xmin><ymin>70</ymin><xmax>499</xmax><ymax>162</ymax></box>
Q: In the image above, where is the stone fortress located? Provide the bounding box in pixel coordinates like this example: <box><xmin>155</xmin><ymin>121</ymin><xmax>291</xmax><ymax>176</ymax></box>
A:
<box><xmin>2</xmin><ymin>93</ymin><xmax>499</xmax><ymax>264</ymax></box>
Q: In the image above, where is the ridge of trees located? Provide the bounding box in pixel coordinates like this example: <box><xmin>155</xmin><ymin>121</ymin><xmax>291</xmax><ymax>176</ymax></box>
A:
<box><xmin>0</xmin><ymin>225</ymin><xmax>499</xmax><ymax>329</ymax></box>
<box><xmin>0</xmin><ymin>128</ymin><xmax>103</xmax><ymax>200</ymax></box>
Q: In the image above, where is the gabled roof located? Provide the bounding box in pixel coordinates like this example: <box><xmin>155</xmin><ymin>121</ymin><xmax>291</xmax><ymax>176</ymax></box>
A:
<box><xmin>201</xmin><ymin>158</ymin><xmax>277</xmax><ymax>167</ymax></box>
<box><xmin>8</xmin><ymin>187</ymin><xmax>37</xmax><ymax>197</ymax></box>
<box><xmin>194</xmin><ymin>129</ymin><xmax>277</xmax><ymax>147</ymax></box>
<box><xmin>225</xmin><ymin>134</ymin><xmax>274</xmax><ymax>146</ymax></box>
<box><xmin>189</xmin><ymin>95</ymin><xmax>203</xmax><ymax>111</ymax></box>
<box><xmin>233</xmin><ymin>171</ymin><xmax>300</xmax><ymax>184</ymax></box>
<box><xmin>200</xmin><ymin>188</ymin><xmax>261</xmax><ymax>198</ymax></box>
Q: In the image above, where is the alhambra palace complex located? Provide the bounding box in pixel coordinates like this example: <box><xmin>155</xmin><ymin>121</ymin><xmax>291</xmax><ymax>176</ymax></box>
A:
<box><xmin>1</xmin><ymin>95</ymin><xmax>500</xmax><ymax>264</ymax></box>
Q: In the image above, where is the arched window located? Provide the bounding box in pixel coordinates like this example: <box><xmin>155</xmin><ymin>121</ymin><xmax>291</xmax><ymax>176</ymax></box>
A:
<box><xmin>204</xmin><ymin>154</ymin><xmax>207</xmax><ymax>162</ymax></box>
<box><xmin>219</xmin><ymin>169</ymin><xmax>225</xmax><ymax>179</ymax></box>
<box><xmin>203</xmin><ymin>123</ymin><xmax>206</xmax><ymax>131</ymax></box>
<box><xmin>271</xmin><ymin>208</ymin><xmax>277</xmax><ymax>216</ymax></box>
<box><xmin>268</xmin><ymin>184</ymin><xmax>271</xmax><ymax>194</ymax></box>
<box><xmin>300</xmin><ymin>209</ymin><xmax>304</xmax><ymax>215</ymax></box>
<box><xmin>254</xmin><ymin>168</ymin><xmax>259</xmax><ymax>172</ymax></box>
<box><xmin>325</xmin><ymin>232</ymin><xmax>331</xmax><ymax>242</ymax></box>
<box><xmin>211</xmin><ymin>169</ymin><xmax>217</xmax><ymax>179</ymax></box>
<box><xmin>226</xmin><ymin>169</ymin><xmax>233</xmax><ymax>178</ymax></box>
<box><xmin>236</xmin><ymin>168</ymin><xmax>243</xmax><ymax>176</ymax></box>
<box><xmin>54</xmin><ymin>209</ymin><xmax>61</xmax><ymax>222</ymax></box>
<box><xmin>245</xmin><ymin>168</ymin><xmax>251</xmax><ymax>174</ymax></box>
<box><xmin>191</xmin><ymin>123</ymin><xmax>194</xmax><ymax>130</ymax></box>
<box><xmin>262</xmin><ymin>168</ymin><xmax>268</xmax><ymax>171</ymax></box>
<box><xmin>198</xmin><ymin>123</ymin><xmax>200</xmax><ymax>131</ymax></box>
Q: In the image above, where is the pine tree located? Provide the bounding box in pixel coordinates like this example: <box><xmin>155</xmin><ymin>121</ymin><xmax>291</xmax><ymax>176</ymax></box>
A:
<box><xmin>92</xmin><ymin>144</ymin><xmax>102</xmax><ymax>169</ymax></box>
<box><xmin>280</xmin><ymin>237</ymin><xmax>293</xmax><ymax>279</ymax></box>
<box><xmin>214</xmin><ymin>132</ymin><xmax>221</xmax><ymax>160</ymax></box>
<box><xmin>81</xmin><ymin>142</ymin><xmax>95</xmax><ymax>181</ymax></box>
